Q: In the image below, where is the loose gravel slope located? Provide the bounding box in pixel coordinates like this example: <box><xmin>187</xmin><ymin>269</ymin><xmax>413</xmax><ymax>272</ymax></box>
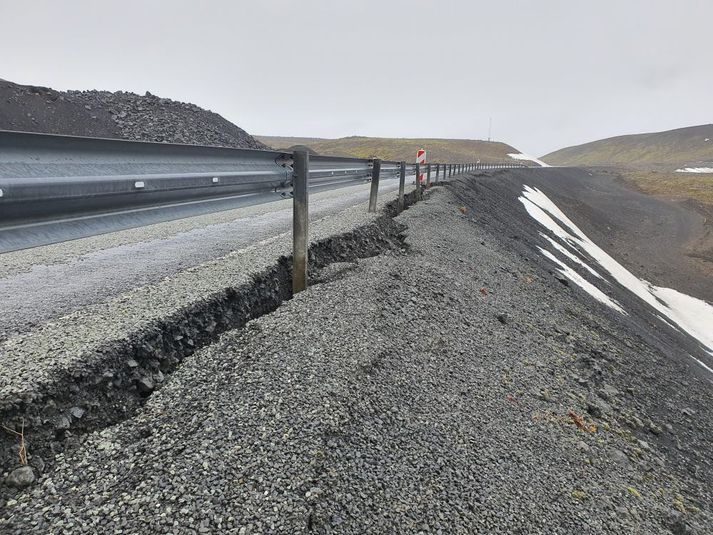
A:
<box><xmin>1</xmin><ymin>178</ymin><xmax>711</xmax><ymax>534</ymax></box>
<box><xmin>0</xmin><ymin>80</ymin><xmax>267</xmax><ymax>149</ymax></box>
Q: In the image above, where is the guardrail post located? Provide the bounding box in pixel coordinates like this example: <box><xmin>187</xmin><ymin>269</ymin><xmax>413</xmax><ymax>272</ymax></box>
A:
<box><xmin>435</xmin><ymin>163</ymin><xmax>440</xmax><ymax>183</ymax></box>
<box><xmin>426</xmin><ymin>163</ymin><xmax>432</xmax><ymax>188</ymax></box>
<box><xmin>368</xmin><ymin>158</ymin><xmax>381</xmax><ymax>212</ymax></box>
<box><xmin>293</xmin><ymin>149</ymin><xmax>309</xmax><ymax>294</ymax></box>
<box><xmin>398</xmin><ymin>161</ymin><xmax>406</xmax><ymax>212</ymax></box>
<box><xmin>415</xmin><ymin>162</ymin><xmax>422</xmax><ymax>201</ymax></box>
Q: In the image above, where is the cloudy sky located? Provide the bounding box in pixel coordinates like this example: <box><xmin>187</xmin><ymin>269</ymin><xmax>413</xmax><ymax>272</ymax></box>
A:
<box><xmin>1</xmin><ymin>0</ymin><xmax>711</xmax><ymax>155</ymax></box>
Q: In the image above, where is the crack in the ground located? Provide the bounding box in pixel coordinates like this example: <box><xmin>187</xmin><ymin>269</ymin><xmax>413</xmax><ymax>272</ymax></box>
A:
<box><xmin>0</xmin><ymin>189</ymin><xmax>426</xmax><ymax>493</ymax></box>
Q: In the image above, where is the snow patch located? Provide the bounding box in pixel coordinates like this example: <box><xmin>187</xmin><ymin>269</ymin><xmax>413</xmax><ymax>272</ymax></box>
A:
<box><xmin>508</xmin><ymin>153</ymin><xmax>551</xmax><ymax>168</ymax></box>
<box><xmin>519</xmin><ymin>185</ymin><xmax>713</xmax><ymax>358</ymax></box>
<box><xmin>675</xmin><ymin>167</ymin><xmax>713</xmax><ymax>173</ymax></box>
<box><xmin>539</xmin><ymin>248</ymin><xmax>625</xmax><ymax>313</ymax></box>
<box><xmin>540</xmin><ymin>233</ymin><xmax>604</xmax><ymax>280</ymax></box>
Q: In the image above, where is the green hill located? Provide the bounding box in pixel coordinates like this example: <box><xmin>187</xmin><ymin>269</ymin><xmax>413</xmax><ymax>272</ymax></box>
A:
<box><xmin>255</xmin><ymin>135</ymin><xmax>524</xmax><ymax>164</ymax></box>
<box><xmin>542</xmin><ymin>124</ymin><xmax>713</xmax><ymax>169</ymax></box>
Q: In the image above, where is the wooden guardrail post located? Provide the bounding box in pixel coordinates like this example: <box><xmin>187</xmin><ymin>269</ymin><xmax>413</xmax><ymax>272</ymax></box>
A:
<box><xmin>398</xmin><ymin>161</ymin><xmax>406</xmax><ymax>212</ymax></box>
<box><xmin>368</xmin><ymin>158</ymin><xmax>381</xmax><ymax>212</ymax></box>
<box><xmin>292</xmin><ymin>149</ymin><xmax>309</xmax><ymax>294</ymax></box>
<box><xmin>426</xmin><ymin>163</ymin><xmax>432</xmax><ymax>188</ymax></box>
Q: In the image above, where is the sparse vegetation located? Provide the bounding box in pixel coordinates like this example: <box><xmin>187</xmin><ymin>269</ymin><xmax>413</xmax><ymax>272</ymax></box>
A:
<box><xmin>542</xmin><ymin>124</ymin><xmax>713</xmax><ymax>168</ymax></box>
<box><xmin>256</xmin><ymin>135</ymin><xmax>522</xmax><ymax>163</ymax></box>
<box><xmin>2</xmin><ymin>420</ymin><xmax>27</xmax><ymax>466</ymax></box>
<box><xmin>619</xmin><ymin>170</ymin><xmax>713</xmax><ymax>206</ymax></box>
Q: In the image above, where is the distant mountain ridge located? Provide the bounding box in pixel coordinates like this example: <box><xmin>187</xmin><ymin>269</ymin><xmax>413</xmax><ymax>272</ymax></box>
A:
<box><xmin>542</xmin><ymin>124</ymin><xmax>713</xmax><ymax>169</ymax></box>
<box><xmin>256</xmin><ymin>135</ymin><xmax>526</xmax><ymax>164</ymax></box>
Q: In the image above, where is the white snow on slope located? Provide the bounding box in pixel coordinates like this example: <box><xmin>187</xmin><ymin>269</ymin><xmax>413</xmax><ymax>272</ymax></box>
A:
<box><xmin>541</xmin><ymin>233</ymin><xmax>604</xmax><ymax>280</ymax></box>
<box><xmin>508</xmin><ymin>153</ymin><xmax>551</xmax><ymax>167</ymax></box>
<box><xmin>675</xmin><ymin>167</ymin><xmax>713</xmax><ymax>173</ymax></box>
<box><xmin>539</xmin><ymin>249</ymin><xmax>625</xmax><ymax>313</ymax></box>
<box><xmin>519</xmin><ymin>185</ymin><xmax>713</xmax><ymax>360</ymax></box>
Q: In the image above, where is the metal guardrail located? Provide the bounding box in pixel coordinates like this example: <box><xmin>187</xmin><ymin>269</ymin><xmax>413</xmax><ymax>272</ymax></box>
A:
<box><xmin>0</xmin><ymin>129</ymin><xmax>534</xmax><ymax>289</ymax></box>
<box><xmin>0</xmin><ymin>130</ymin><xmax>404</xmax><ymax>221</ymax></box>
<box><xmin>0</xmin><ymin>129</ymin><xmax>527</xmax><ymax>227</ymax></box>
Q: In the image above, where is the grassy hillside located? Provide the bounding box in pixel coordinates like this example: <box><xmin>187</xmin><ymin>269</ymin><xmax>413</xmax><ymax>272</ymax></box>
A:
<box><xmin>256</xmin><ymin>135</ymin><xmax>523</xmax><ymax>164</ymax></box>
<box><xmin>542</xmin><ymin>124</ymin><xmax>713</xmax><ymax>168</ymax></box>
<box><xmin>619</xmin><ymin>170</ymin><xmax>713</xmax><ymax>206</ymax></box>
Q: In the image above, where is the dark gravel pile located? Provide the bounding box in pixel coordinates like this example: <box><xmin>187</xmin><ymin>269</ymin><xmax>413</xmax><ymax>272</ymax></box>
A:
<box><xmin>1</xmin><ymin>180</ymin><xmax>710</xmax><ymax>533</ymax></box>
<box><xmin>0</xmin><ymin>79</ymin><xmax>267</xmax><ymax>149</ymax></box>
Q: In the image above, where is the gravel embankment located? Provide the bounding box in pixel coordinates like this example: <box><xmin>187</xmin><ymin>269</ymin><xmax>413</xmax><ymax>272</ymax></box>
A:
<box><xmin>2</xmin><ymin>178</ymin><xmax>711</xmax><ymax>533</ymax></box>
<box><xmin>0</xmin><ymin>80</ymin><xmax>267</xmax><ymax>149</ymax></box>
<box><xmin>0</xmin><ymin>184</ymin><xmax>413</xmax><ymax>488</ymax></box>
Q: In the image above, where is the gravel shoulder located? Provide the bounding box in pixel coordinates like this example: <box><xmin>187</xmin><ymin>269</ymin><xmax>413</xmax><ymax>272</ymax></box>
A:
<box><xmin>0</xmin><ymin>179</ymin><xmax>401</xmax><ymax>338</ymax></box>
<box><xmin>2</xmin><ymin>177</ymin><xmax>710</xmax><ymax>534</ymax></box>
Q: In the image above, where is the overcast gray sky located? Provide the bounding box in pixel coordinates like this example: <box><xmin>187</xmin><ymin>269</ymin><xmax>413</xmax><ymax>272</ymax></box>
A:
<box><xmin>1</xmin><ymin>0</ymin><xmax>711</xmax><ymax>156</ymax></box>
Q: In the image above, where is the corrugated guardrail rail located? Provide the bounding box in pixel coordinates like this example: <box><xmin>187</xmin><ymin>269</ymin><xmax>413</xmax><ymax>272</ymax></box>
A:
<box><xmin>0</xmin><ymin>130</ymin><xmax>525</xmax><ymax>225</ymax></box>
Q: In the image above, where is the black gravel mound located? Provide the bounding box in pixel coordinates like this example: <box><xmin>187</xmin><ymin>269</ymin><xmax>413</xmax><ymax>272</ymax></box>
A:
<box><xmin>0</xmin><ymin>79</ymin><xmax>268</xmax><ymax>149</ymax></box>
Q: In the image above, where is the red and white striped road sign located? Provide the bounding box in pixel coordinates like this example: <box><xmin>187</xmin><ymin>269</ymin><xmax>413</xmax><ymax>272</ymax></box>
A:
<box><xmin>416</xmin><ymin>149</ymin><xmax>426</xmax><ymax>184</ymax></box>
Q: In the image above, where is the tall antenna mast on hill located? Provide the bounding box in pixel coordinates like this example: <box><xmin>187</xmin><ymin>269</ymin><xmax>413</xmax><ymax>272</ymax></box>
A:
<box><xmin>488</xmin><ymin>117</ymin><xmax>492</xmax><ymax>142</ymax></box>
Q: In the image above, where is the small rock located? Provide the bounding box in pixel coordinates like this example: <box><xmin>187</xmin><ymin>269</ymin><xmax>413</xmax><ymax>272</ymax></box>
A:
<box><xmin>555</xmin><ymin>273</ymin><xmax>570</xmax><ymax>286</ymax></box>
<box><xmin>681</xmin><ymin>407</ymin><xmax>696</xmax><ymax>417</ymax></box>
<box><xmin>55</xmin><ymin>415</ymin><xmax>71</xmax><ymax>431</ymax></box>
<box><xmin>137</xmin><ymin>376</ymin><xmax>155</xmax><ymax>394</ymax></box>
<box><xmin>30</xmin><ymin>455</ymin><xmax>45</xmax><ymax>474</ymax></box>
<box><xmin>610</xmin><ymin>449</ymin><xmax>629</xmax><ymax>467</ymax></box>
<box><xmin>586</xmin><ymin>394</ymin><xmax>611</xmax><ymax>418</ymax></box>
<box><xmin>538</xmin><ymin>388</ymin><xmax>553</xmax><ymax>402</ymax></box>
<box><xmin>496</xmin><ymin>313</ymin><xmax>508</xmax><ymax>325</ymax></box>
<box><xmin>667</xmin><ymin>509</ymin><xmax>693</xmax><ymax>535</ymax></box>
<box><xmin>4</xmin><ymin>466</ymin><xmax>35</xmax><ymax>488</ymax></box>
<box><xmin>647</xmin><ymin>421</ymin><xmax>662</xmax><ymax>435</ymax></box>
<box><xmin>69</xmin><ymin>407</ymin><xmax>85</xmax><ymax>419</ymax></box>
<box><xmin>576</xmin><ymin>440</ymin><xmax>590</xmax><ymax>453</ymax></box>
<box><xmin>598</xmin><ymin>383</ymin><xmax>619</xmax><ymax>401</ymax></box>
<box><xmin>127</xmin><ymin>359</ymin><xmax>139</xmax><ymax>368</ymax></box>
